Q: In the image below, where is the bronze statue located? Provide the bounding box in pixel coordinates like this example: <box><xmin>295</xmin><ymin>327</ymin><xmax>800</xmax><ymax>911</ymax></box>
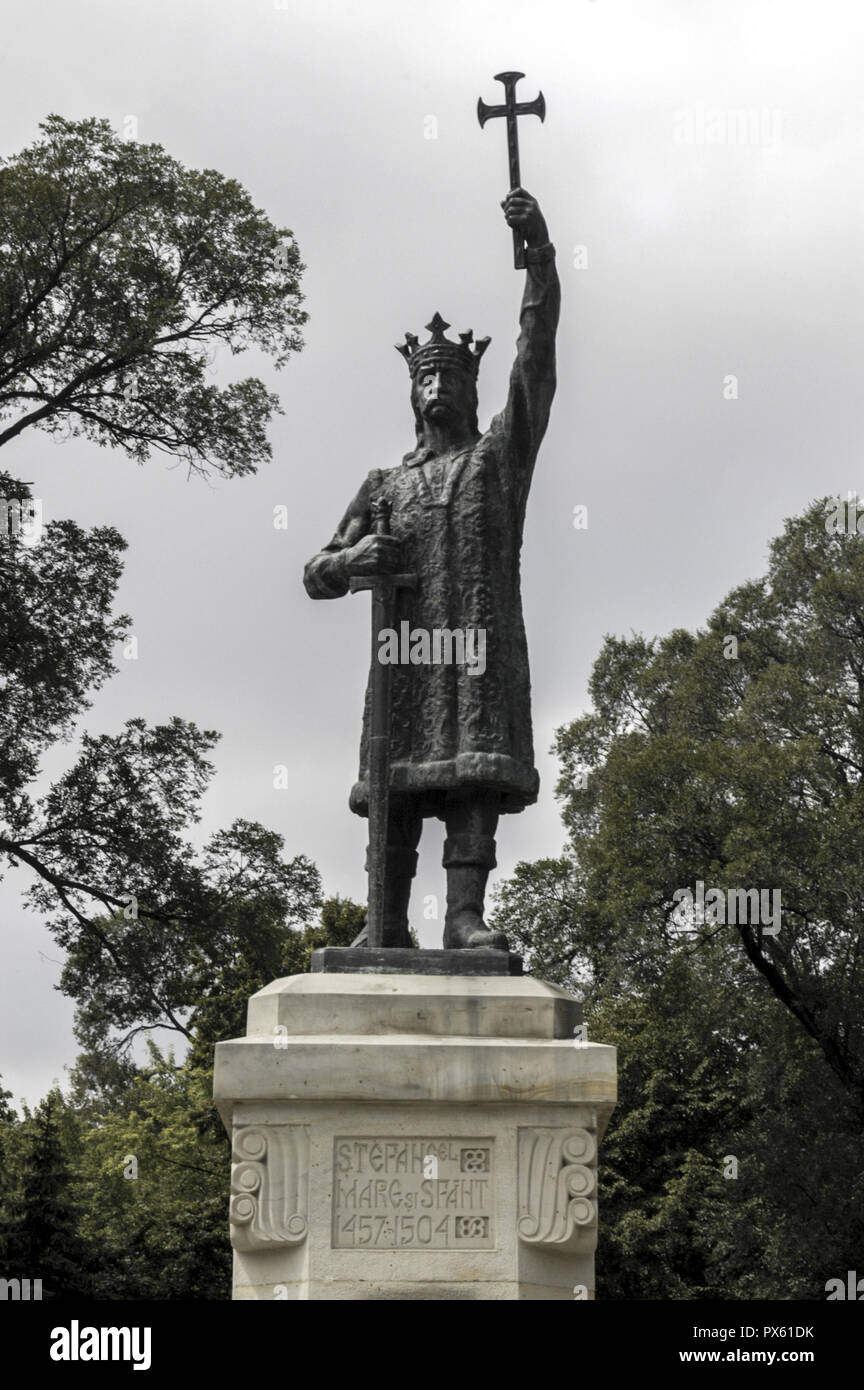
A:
<box><xmin>304</xmin><ymin>180</ymin><xmax>559</xmax><ymax>952</ymax></box>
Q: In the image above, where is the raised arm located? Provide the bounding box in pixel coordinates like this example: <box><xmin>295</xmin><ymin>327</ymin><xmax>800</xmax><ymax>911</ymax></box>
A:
<box><xmin>303</xmin><ymin>468</ymin><xmax>401</xmax><ymax>599</ymax></box>
<box><xmin>489</xmin><ymin>188</ymin><xmax>561</xmax><ymax>468</ymax></box>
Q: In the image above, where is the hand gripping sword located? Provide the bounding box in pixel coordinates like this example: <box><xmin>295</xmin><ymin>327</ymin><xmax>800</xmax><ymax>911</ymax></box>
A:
<box><xmin>477</xmin><ymin>71</ymin><xmax>546</xmax><ymax>269</ymax></box>
<box><xmin>349</xmin><ymin>497</ymin><xmax>417</xmax><ymax>948</ymax></box>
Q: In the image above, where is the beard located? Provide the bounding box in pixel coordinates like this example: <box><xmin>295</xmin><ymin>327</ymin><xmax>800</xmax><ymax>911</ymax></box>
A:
<box><xmin>411</xmin><ymin>381</ymin><xmax>478</xmax><ymax>442</ymax></box>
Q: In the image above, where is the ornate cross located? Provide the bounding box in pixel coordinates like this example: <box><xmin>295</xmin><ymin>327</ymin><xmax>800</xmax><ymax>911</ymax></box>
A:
<box><xmin>477</xmin><ymin>71</ymin><xmax>546</xmax><ymax>269</ymax></box>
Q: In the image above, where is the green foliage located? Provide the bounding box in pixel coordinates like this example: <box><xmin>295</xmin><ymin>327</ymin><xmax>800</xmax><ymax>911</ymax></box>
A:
<box><xmin>0</xmin><ymin>898</ymin><xmax>366</xmax><ymax>1300</ymax></box>
<box><xmin>0</xmin><ymin>115</ymin><xmax>306</xmax><ymax>475</ymax></box>
<box><xmin>590</xmin><ymin>951</ymin><xmax>864</xmax><ymax>1300</ymax></box>
<box><xmin>74</xmin><ymin>1048</ymin><xmax>231</xmax><ymax>1300</ymax></box>
<box><xmin>56</xmin><ymin>812</ymin><xmax>322</xmax><ymax>1066</ymax></box>
<box><xmin>0</xmin><ymin>1090</ymin><xmax>97</xmax><ymax>1299</ymax></box>
<box><xmin>0</xmin><ymin>117</ymin><xmax>320</xmax><ymax>1300</ymax></box>
<box><xmin>492</xmin><ymin>499</ymin><xmax>864</xmax><ymax>1297</ymax></box>
<box><xmin>0</xmin><ymin>473</ymin><xmax>129</xmax><ymax>829</ymax></box>
<box><xmin>1</xmin><ymin>473</ymin><xmax>322</xmax><ymax>1064</ymax></box>
<box><xmin>519</xmin><ymin>500</ymin><xmax>864</xmax><ymax>1106</ymax></box>
<box><xmin>280</xmin><ymin>895</ymin><xmax>368</xmax><ymax>974</ymax></box>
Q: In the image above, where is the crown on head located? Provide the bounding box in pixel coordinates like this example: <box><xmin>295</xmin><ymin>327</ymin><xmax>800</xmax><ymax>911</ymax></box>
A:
<box><xmin>396</xmin><ymin>312</ymin><xmax>491</xmax><ymax>379</ymax></box>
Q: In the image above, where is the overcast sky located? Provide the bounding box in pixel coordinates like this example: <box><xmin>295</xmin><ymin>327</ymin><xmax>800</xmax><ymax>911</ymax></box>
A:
<box><xmin>2</xmin><ymin>0</ymin><xmax>863</xmax><ymax>1106</ymax></box>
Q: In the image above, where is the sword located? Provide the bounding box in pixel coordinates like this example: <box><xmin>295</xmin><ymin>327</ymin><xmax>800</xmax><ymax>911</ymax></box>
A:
<box><xmin>349</xmin><ymin>497</ymin><xmax>417</xmax><ymax>948</ymax></box>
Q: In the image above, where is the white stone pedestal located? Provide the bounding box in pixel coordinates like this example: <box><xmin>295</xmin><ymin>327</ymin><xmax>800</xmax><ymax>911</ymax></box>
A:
<box><xmin>213</xmin><ymin>971</ymin><xmax>616</xmax><ymax>1301</ymax></box>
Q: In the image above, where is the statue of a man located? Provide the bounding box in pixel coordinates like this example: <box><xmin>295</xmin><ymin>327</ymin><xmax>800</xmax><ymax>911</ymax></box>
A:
<box><xmin>304</xmin><ymin>188</ymin><xmax>559</xmax><ymax>951</ymax></box>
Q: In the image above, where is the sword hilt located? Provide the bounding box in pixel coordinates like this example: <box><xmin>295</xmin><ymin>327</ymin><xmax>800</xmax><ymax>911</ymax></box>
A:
<box><xmin>349</xmin><ymin>495</ymin><xmax>416</xmax><ymax>594</ymax></box>
<box><xmin>371</xmin><ymin>495</ymin><xmax>392</xmax><ymax>536</ymax></box>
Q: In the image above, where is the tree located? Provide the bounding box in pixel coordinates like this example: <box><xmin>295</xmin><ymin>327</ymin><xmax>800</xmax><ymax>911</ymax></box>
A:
<box><xmin>73</xmin><ymin>1048</ymin><xmax>231</xmax><ymax>1300</ymax></box>
<box><xmin>0</xmin><ymin>1090</ymin><xmax>96</xmax><ymax>1299</ymax></box>
<box><xmin>1</xmin><ymin>472</ymin><xmax>322</xmax><ymax>1068</ymax></box>
<box><xmin>61</xmin><ymin>816</ymin><xmax>323</xmax><ymax>1069</ymax></box>
<box><xmin>0</xmin><ymin>898</ymin><xmax>368</xmax><ymax>1304</ymax></box>
<box><xmin>0</xmin><ymin>117</ymin><xmax>321</xmax><ymax>1299</ymax></box>
<box><xmin>491</xmin><ymin>498</ymin><xmax>864</xmax><ymax>1296</ymax></box>
<box><xmin>497</xmin><ymin>500</ymin><xmax>864</xmax><ymax>1111</ymax></box>
<box><xmin>0</xmin><ymin>115</ymin><xmax>305</xmax><ymax>476</ymax></box>
<box><xmin>280</xmin><ymin>895</ymin><xmax>368</xmax><ymax>975</ymax></box>
<box><xmin>0</xmin><ymin>1077</ymin><xmax>16</xmax><ymax>1219</ymax></box>
<box><xmin>65</xmin><ymin>898</ymin><xmax>367</xmax><ymax>1300</ymax></box>
<box><xmin>0</xmin><ymin>116</ymin><xmax>313</xmax><ymax>1022</ymax></box>
<box><xmin>0</xmin><ymin>472</ymin><xmax>129</xmax><ymax>829</ymax></box>
<box><xmin>586</xmin><ymin>941</ymin><xmax>864</xmax><ymax>1300</ymax></box>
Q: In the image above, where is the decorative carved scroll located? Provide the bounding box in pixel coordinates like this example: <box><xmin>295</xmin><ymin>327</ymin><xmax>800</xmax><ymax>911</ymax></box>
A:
<box><xmin>517</xmin><ymin>1127</ymin><xmax>597</xmax><ymax>1253</ymax></box>
<box><xmin>229</xmin><ymin>1125</ymin><xmax>309</xmax><ymax>1251</ymax></box>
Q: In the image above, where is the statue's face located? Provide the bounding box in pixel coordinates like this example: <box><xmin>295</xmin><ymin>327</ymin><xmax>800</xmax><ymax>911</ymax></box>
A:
<box><xmin>413</xmin><ymin>364</ymin><xmax>476</xmax><ymax>429</ymax></box>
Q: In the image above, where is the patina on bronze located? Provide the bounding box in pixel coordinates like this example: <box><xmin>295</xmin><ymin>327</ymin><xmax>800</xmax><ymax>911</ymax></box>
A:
<box><xmin>304</xmin><ymin>88</ymin><xmax>559</xmax><ymax>956</ymax></box>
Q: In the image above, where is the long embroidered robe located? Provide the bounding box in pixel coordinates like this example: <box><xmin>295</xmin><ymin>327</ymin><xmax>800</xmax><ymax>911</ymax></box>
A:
<box><xmin>304</xmin><ymin>255</ymin><xmax>560</xmax><ymax>817</ymax></box>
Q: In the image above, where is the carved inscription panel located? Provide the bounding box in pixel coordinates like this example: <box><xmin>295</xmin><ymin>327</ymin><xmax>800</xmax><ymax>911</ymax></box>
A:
<box><xmin>332</xmin><ymin>1137</ymin><xmax>495</xmax><ymax>1250</ymax></box>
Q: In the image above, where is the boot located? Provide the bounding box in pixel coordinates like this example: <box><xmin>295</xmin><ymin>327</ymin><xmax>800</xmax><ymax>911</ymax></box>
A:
<box><xmin>442</xmin><ymin>833</ymin><xmax>509</xmax><ymax>951</ymax></box>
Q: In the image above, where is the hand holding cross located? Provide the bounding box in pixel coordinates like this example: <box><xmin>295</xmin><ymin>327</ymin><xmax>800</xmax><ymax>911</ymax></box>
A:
<box><xmin>501</xmin><ymin>187</ymin><xmax>549</xmax><ymax>253</ymax></box>
<box><xmin>478</xmin><ymin>71</ymin><xmax>546</xmax><ymax>268</ymax></box>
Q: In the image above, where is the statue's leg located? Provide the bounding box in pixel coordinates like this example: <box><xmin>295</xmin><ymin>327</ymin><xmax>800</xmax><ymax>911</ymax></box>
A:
<box><xmin>375</xmin><ymin>796</ymin><xmax>422</xmax><ymax>948</ymax></box>
<box><xmin>441</xmin><ymin>791</ymin><xmax>509</xmax><ymax>951</ymax></box>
